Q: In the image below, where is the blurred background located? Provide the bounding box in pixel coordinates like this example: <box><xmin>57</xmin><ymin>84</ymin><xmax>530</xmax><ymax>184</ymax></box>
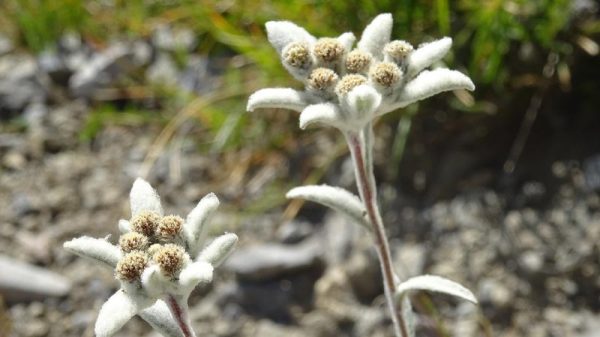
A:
<box><xmin>0</xmin><ymin>1</ymin><xmax>599</xmax><ymax>336</ymax></box>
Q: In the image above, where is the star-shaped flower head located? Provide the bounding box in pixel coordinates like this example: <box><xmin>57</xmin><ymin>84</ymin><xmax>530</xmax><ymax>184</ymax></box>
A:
<box><xmin>247</xmin><ymin>13</ymin><xmax>475</xmax><ymax>132</ymax></box>
<box><xmin>64</xmin><ymin>178</ymin><xmax>238</xmax><ymax>337</ymax></box>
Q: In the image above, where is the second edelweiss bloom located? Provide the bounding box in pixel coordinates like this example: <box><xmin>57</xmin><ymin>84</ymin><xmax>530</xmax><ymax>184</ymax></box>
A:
<box><xmin>247</xmin><ymin>13</ymin><xmax>475</xmax><ymax>132</ymax></box>
<box><xmin>64</xmin><ymin>178</ymin><xmax>238</xmax><ymax>337</ymax></box>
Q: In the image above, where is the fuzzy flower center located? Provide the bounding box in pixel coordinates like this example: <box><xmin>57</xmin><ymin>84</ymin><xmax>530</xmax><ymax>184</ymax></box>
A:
<box><xmin>336</xmin><ymin>74</ymin><xmax>367</xmax><ymax>95</ymax></box>
<box><xmin>384</xmin><ymin>40</ymin><xmax>413</xmax><ymax>63</ymax></box>
<box><xmin>157</xmin><ymin>215</ymin><xmax>184</xmax><ymax>240</ymax></box>
<box><xmin>283</xmin><ymin>42</ymin><xmax>312</xmax><ymax>68</ymax></box>
<box><xmin>116</xmin><ymin>251</ymin><xmax>148</xmax><ymax>282</ymax></box>
<box><xmin>370</xmin><ymin>62</ymin><xmax>402</xmax><ymax>87</ymax></box>
<box><xmin>131</xmin><ymin>211</ymin><xmax>161</xmax><ymax>237</ymax></box>
<box><xmin>313</xmin><ymin>38</ymin><xmax>344</xmax><ymax>63</ymax></box>
<box><xmin>154</xmin><ymin>244</ymin><xmax>187</xmax><ymax>278</ymax></box>
<box><xmin>308</xmin><ymin>68</ymin><xmax>339</xmax><ymax>91</ymax></box>
<box><xmin>345</xmin><ymin>50</ymin><xmax>372</xmax><ymax>73</ymax></box>
<box><xmin>119</xmin><ymin>232</ymin><xmax>149</xmax><ymax>253</ymax></box>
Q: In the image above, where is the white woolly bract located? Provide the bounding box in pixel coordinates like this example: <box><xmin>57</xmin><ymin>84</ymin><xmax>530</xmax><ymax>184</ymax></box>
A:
<box><xmin>286</xmin><ymin>185</ymin><xmax>370</xmax><ymax>230</ymax></box>
<box><xmin>345</xmin><ymin>84</ymin><xmax>382</xmax><ymax>123</ymax></box>
<box><xmin>184</xmin><ymin>193</ymin><xmax>220</xmax><ymax>255</ymax></box>
<box><xmin>395</xmin><ymin>274</ymin><xmax>478</xmax><ymax>304</ymax></box>
<box><xmin>118</xmin><ymin>219</ymin><xmax>131</xmax><ymax>233</ymax></box>
<box><xmin>266</xmin><ymin>21</ymin><xmax>316</xmax><ymax>54</ymax></box>
<box><xmin>357</xmin><ymin>13</ymin><xmax>393</xmax><ymax>59</ymax></box>
<box><xmin>139</xmin><ymin>300</ymin><xmax>184</xmax><ymax>337</ymax></box>
<box><xmin>337</xmin><ymin>32</ymin><xmax>356</xmax><ymax>51</ymax></box>
<box><xmin>406</xmin><ymin>37</ymin><xmax>452</xmax><ymax>78</ymax></box>
<box><xmin>141</xmin><ymin>265</ymin><xmax>166</xmax><ymax>298</ymax></box>
<box><xmin>63</xmin><ymin>236</ymin><xmax>121</xmax><ymax>268</ymax></box>
<box><xmin>95</xmin><ymin>289</ymin><xmax>154</xmax><ymax>337</ymax></box>
<box><xmin>178</xmin><ymin>261</ymin><xmax>214</xmax><ymax>290</ymax></box>
<box><xmin>130</xmin><ymin>178</ymin><xmax>163</xmax><ymax>217</ymax></box>
<box><xmin>299</xmin><ymin>103</ymin><xmax>346</xmax><ymax>130</ymax></box>
<box><xmin>390</xmin><ymin>68</ymin><xmax>475</xmax><ymax>110</ymax></box>
<box><xmin>247</xmin><ymin>88</ymin><xmax>312</xmax><ymax>112</ymax></box>
<box><xmin>197</xmin><ymin>233</ymin><xmax>238</xmax><ymax>267</ymax></box>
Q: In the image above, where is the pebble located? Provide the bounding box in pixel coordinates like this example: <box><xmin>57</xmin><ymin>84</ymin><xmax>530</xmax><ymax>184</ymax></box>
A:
<box><xmin>225</xmin><ymin>239</ymin><xmax>324</xmax><ymax>281</ymax></box>
<box><xmin>0</xmin><ymin>255</ymin><xmax>71</xmax><ymax>302</ymax></box>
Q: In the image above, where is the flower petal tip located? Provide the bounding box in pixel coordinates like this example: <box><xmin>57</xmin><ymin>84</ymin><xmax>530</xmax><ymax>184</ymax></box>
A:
<box><xmin>130</xmin><ymin>178</ymin><xmax>163</xmax><ymax>217</ymax></box>
<box><xmin>265</xmin><ymin>21</ymin><xmax>316</xmax><ymax>54</ymax></box>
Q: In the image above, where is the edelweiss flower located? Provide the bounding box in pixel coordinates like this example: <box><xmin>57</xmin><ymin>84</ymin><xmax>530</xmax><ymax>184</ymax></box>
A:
<box><xmin>64</xmin><ymin>178</ymin><xmax>238</xmax><ymax>337</ymax></box>
<box><xmin>247</xmin><ymin>13</ymin><xmax>475</xmax><ymax>132</ymax></box>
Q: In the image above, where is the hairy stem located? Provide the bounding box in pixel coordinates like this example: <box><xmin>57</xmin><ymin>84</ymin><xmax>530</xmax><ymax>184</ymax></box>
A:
<box><xmin>346</xmin><ymin>131</ymin><xmax>408</xmax><ymax>337</ymax></box>
<box><xmin>166</xmin><ymin>294</ymin><xmax>196</xmax><ymax>337</ymax></box>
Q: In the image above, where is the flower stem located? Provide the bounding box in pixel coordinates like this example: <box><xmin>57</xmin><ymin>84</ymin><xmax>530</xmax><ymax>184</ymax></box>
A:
<box><xmin>166</xmin><ymin>294</ymin><xmax>196</xmax><ymax>337</ymax></box>
<box><xmin>346</xmin><ymin>131</ymin><xmax>409</xmax><ymax>337</ymax></box>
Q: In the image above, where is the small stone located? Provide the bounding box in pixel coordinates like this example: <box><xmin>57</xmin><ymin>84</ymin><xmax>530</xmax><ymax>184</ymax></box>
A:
<box><xmin>0</xmin><ymin>255</ymin><xmax>71</xmax><ymax>302</ymax></box>
<box><xmin>0</xmin><ymin>34</ymin><xmax>13</xmax><ymax>55</ymax></box>
<box><xmin>225</xmin><ymin>239</ymin><xmax>323</xmax><ymax>281</ymax></box>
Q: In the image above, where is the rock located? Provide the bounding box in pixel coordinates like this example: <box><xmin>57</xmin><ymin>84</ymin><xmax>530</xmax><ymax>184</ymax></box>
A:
<box><xmin>478</xmin><ymin>278</ymin><xmax>513</xmax><ymax>309</ymax></box>
<box><xmin>178</xmin><ymin>56</ymin><xmax>216</xmax><ymax>93</ymax></box>
<box><xmin>276</xmin><ymin>220</ymin><xmax>313</xmax><ymax>244</ymax></box>
<box><xmin>344</xmin><ymin>249</ymin><xmax>382</xmax><ymax>302</ymax></box>
<box><xmin>583</xmin><ymin>154</ymin><xmax>600</xmax><ymax>191</ymax></box>
<box><xmin>0</xmin><ymin>255</ymin><xmax>71</xmax><ymax>302</ymax></box>
<box><xmin>152</xmin><ymin>25</ymin><xmax>197</xmax><ymax>51</ymax></box>
<box><xmin>322</xmin><ymin>212</ymin><xmax>361</xmax><ymax>265</ymax></box>
<box><xmin>252</xmin><ymin>319</ymin><xmax>312</xmax><ymax>337</ymax></box>
<box><xmin>16</xmin><ymin>231</ymin><xmax>52</xmax><ymax>264</ymax></box>
<box><xmin>225</xmin><ymin>239</ymin><xmax>324</xmax><ymax>281</ymax></box>
<box><xmin>394</xmin><ymin>242</ymin><xmax>426</xmax><ymax>280</ymax></box>
<box><xmin>146</xmin><ymin>53</ymin><xmax>179</xmax><ymax>86</ymax></box>
<box><xmin>0</xmin><ymin>54</ymin><xmax>46</xmax><ymax>112</ymax></box>
<box><xmin>0</xmin><ymin>34</ymin><xmax>13</xmax><ymax>55</ymax></box>
<box><xmin>38</xmin><ymin>50</ymin><xmax>71</xmax><ymax>86</ymax></box>
<box><xmin>69</xmin><ymin>42</ymin><xmax>135</xmax><ymax>97</ymax></box>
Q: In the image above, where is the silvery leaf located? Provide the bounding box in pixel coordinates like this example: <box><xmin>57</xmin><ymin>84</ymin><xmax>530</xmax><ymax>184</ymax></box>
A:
<box><xmin>141</xmin><ymin>265</ymin><xmax>166</xmax><ymax>298</ymax></box>
<box><xmin>389</xmin><ymin>68</ymin><xmax>475</xmax><ymax>111</ymax></box>
<box><xmin>118</xmin><ymin>219</ymin><xmax>131</xmax><ymax>233</ymax></box>
<box><xmin>184</xmin><ymin>193</ymin><xmax>220</xmax><ymax>255</ymax></box>
<box><xmin>130</xmin><ymin>178</ymin><xmax>163</xmax><ymax>217</ymax></box>
<box><xmin>63</xmin><ymin>236</ymin><xmax>121</xmax><ymax>268</ymax></box>
<box><xmin>197</xmin><ymin>233</ymin><xmax>238</xmax><ymax>267</ymax></box>
<box><xmin>179</xmin><ymin>261</ymin><xmax>214</xmax><ymax>290</ymax></box>
<box><xmin>357</xmin><ymin>13</ymin><xmax>393</xmax><ymax>59</ymax></box>
<box><xmin>266</xmin><ymin>21</ymin><xmax>316</xmax><ymax>54</ymax></box>
<box><xmin>395</xmin><ymin>275</ymin><xmax>478</xmax><ymax>304</ymax></box>
<box><xmin>345</xmin><ymin>84</ymin><xmax>382</xmax><ymax>122</ymax></box>
<box><xmin>95</xmin><ymin>290</ymin><xmax>153</xmax><ymax>337</ymax></box>
<box><xmin>406</xmin><ymin>37</ymin><xmax>452</xmax><ymax>78</ymax></box>
<box><xmin>299</xmin><ymin>103</ymin><xmax>347</xmax><ymax>130</ymax></box>
<box><xmin>337</xmin><ymin>32</ymin><xmax>356</xmax><ymax>51</ymax></box>
<box><xmin>247</xmin><ymin>88</ymin><xmax>313</xmax><ymax>112</ymax></box>
<box><xmin>286</xmin><ymin>185</ymin><xmax>370</xmax><ymax>230</ymax></box>
<box><xmin>139</xmin><ymin>300</ymin><xmax>184</xmax><ymax>337</ymax></box>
